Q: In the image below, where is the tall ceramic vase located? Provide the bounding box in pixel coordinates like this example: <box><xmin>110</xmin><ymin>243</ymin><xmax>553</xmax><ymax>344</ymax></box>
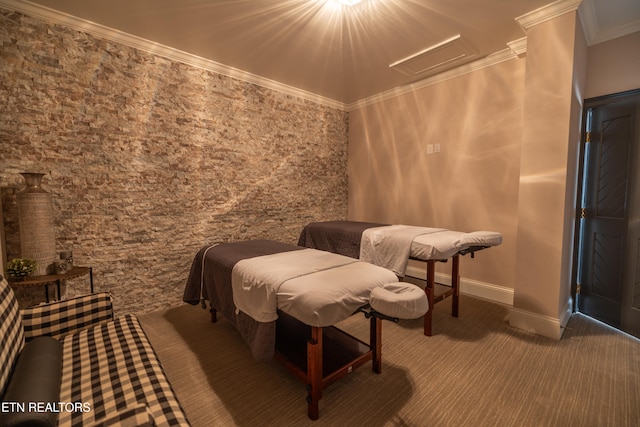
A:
<box><xmin>16</xmin><ymin>172</ymin><xmax>56</xmax><ymax>276</ymax></box>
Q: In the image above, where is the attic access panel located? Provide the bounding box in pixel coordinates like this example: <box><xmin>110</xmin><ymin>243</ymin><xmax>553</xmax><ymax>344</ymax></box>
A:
<box><xmin>389</xmin><ymin>34</ymin><xmax>477</xmax><ymax>77</ymax></box>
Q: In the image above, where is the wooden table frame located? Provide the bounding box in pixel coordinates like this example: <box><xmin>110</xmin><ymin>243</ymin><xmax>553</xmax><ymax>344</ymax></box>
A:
<box><xmin>274</xmin><ymin>311</ymin><xmax>382</xmax><ymax>420</ymax></box>
<box><xmin>8</xmin><ymin>266</ymin><xmax>93</xmax><ymax>302</ymax></box>
<box><xmin>414</xmin><ymin>246</ymin><xmax>488</xmax><ymax>336</ymax></box>
<box><xmin>420</xmin><ymin>256</ymin><xmax>460</xmax><ymax>337</ymax></box>
<box><xmin>209</xmin><ymin>308</ymin><xmax>382</xmax><ymax>421</ymax></box>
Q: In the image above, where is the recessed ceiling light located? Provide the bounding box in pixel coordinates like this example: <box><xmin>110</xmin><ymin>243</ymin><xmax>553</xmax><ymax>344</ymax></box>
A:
<box><xmin>336</xmin><ymin>0</ymin><xmax>362</xmax><ymax>5</ymax></box>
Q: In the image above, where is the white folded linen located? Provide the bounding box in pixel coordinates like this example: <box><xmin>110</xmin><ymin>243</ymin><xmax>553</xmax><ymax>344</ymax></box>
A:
<box><xmin>361</xmin><ymin>225</ymin><xmax>504</xmax><ymax>272</ymax></box>
<box><xmin>232</xmin><ymin>249</ymin><xmax>355</xmax><ymax>323</ymax></box>
<box><xmin>410</xmin><ymin>230</ymin><xmax>467</xmax><ymax>260</ymax></box>
<box><xmin>360</xmin><ymin>225</ymin><xmax>445</xmax><ymax>276</ymax></box>
<box><xmin>455</xmin><ymin>231</ymin><xmax>503</xmax><ymax>248</ymax></box>
<box><xmin>232</xmin><ymin>248</ymin><xmax>397</xmax><ymax>326</ymax></box>
<box><xmin>278</xmin><ymin>261</ymin><xmax>398</xmax><ymax>327</ymax></box>
<box><xmin>412</xmin><ymin>230</ymin><xmax>503</xmax><ymax>260</ymax></box>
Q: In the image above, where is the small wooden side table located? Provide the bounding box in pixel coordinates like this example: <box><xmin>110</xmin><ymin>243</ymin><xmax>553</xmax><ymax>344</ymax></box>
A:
<box><xmin>8</xmin><ymin>266</ymin><xmax>94</xmax><ymax>302</ymax></box>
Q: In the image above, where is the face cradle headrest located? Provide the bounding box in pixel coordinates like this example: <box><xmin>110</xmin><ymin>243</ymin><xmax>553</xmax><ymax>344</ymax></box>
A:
<box><xmin>370</xmin><ymin>283</ymin><xmax>428</xmax><ymax>320</ymax></box>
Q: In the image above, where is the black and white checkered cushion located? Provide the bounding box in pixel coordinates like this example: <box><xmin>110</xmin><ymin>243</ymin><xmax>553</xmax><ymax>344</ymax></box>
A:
<box><xmin>1</xmin><ymin>275</ymin><xmax>188</xmax><ymax>426</ymax></box>
<box><xmin>59</xmin><ymin>314</ymin><xmax>190</xmax><ymax>427</ymax></box>
<box><xmin>89</xmin><ymin>402</ymin><xmax>156</xmax><ymax>427</ymax></box>
<box><xmin>0</xmin><ymin>275</ymin><xmax>25</xmax><ymax>397</ymax></box>
<box><xmin>21</xmin><ymin>292</ymin><xmax>114</xmax><ymax>341</ymax></box>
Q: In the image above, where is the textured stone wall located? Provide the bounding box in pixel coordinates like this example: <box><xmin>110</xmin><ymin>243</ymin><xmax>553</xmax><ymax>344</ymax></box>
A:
<box><xmin>0</xmin><ymin>9</ymin><xmax>348</xmax><ymax>314</ymax></box>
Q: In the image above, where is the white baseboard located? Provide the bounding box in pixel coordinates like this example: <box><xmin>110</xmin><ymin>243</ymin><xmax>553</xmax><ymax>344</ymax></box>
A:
<box><xmin>405</xmin><ymin>265</ymin><xmax>514</xmax><ymax>306</ymax></box>
<box><xmin>508</xmin><ymin>298</ymin><xmax>573</xmax><ymax>340</ymax></box>
<box><xmin>405</xmin><ymin>266</ymin><xmax>574</xmax><ymax>340</ymax></box>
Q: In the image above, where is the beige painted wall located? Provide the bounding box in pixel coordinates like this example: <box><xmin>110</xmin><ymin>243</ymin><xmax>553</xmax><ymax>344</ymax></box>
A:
<box><xmin>348</xmin><ymin>58</ymin><xmax>525</xmax><ymax>289</ymax></box>
<box><xmin>514</xmin><ymin>12</ymin><xmax>574</xmax><ymax>318</ymax></box>
<box><xmin>349</xmin><ymin>13</ymin><xmax>640</xmax><ymax>339</ymax></box>
<box><xmin>513</xmin><ymin>11</ymin><xmax>585</xmax><ymax>328</ymax></box>
<box><xmin>585</xmin><ymin>31</ymin><xmax>640</xmax><ymax>99</ymax></box>
<box><xmin>348</xmin><ymin>10</ymin><xmax>593</xmax><ymax>338</ymax></box>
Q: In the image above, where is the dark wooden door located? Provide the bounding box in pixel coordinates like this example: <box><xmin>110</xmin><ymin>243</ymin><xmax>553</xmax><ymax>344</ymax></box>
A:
<box><xmin>578</xmin><ymin>91</ymin><xmax>639</xmax><ymax>333</ymax></box>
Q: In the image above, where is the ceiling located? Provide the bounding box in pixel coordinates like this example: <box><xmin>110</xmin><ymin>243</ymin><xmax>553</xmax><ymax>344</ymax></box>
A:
<box><xmin>3</xmin><ymin>0</ymin><xmax>640</xmax><ymax>108</ymax></box>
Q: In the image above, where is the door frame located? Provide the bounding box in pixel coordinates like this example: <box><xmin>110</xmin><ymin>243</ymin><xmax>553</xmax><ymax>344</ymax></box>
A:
<box><xmin>571</xmin><ymin>88</ymin><xmax>640</xmax><ymax>315</ymax></box>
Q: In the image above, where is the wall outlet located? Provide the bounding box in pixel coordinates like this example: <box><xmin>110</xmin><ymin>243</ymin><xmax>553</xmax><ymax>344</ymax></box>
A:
<box><xmin>427</xmin><ymin>144</ymin><xmax>434</xmax><ymax>154</ymax></box>
<box><xmin>434</xmin><ymin>143</ymin><xmax>441</xmax><ymax>153</ymax></box>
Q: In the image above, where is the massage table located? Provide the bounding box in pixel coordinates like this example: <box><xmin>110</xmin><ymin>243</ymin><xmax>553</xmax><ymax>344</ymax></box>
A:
<box><xmin>183</xmin><ymin>239</ymin><xmax>427</xmax><ymax>420</ymax></box>
<box><xmin>298</xmin><ymin>221</ymin><xmax>503</xmax><ymax>336</ymax></box>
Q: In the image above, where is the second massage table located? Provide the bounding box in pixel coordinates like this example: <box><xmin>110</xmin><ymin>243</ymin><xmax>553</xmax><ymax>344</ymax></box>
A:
<box><xmin>183</xmin><ymin>239</ymin><xmax>427</xmax><ymax>420</ymax></box>
<box><xmin>298</xmin><ymin>221</ymin><xmax>503</xmax><ymax>336</ymax></box>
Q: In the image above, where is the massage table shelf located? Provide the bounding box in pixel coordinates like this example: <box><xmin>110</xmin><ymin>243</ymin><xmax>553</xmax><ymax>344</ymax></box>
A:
<box><xmin>274</xmin><ymin>311</ymin><xmax>382</xmax><ymax>420</ymax></box>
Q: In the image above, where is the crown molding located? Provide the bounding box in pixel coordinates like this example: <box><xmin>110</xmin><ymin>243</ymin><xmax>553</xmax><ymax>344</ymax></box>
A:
<box><xmin>507</xmin><ymin>37</ymin><xmax>528</xmax><ymax>58</ymax></box>
<box><xmin>0</xmin><ymin>0</ymin><xmax>542</xmax><ymax>114</ymax></box>
<box><xmin>578</xmin><ymin>0</ymin><xmax>640</xmax><ymax>46</ymax></box>
<box><xmin>516</xmin><ymin>0</ymin><xmax>582</xmax><ymax>31</ymax></box>
<box><xmin>0</xmin><ymin>0</ymin><xmax>346</xmax><ymax>111</ymax></box>
<box><xmin>589</xmin><ymin>17</ymin><xmax>640</xmax><ymax>45</ymax></box>
<box><xmin>578</xmin><ymin>0</ymin><xmax>599</xmax><ymax>43</ymax></box>
<box><xmin>346</xmin><ymin>47</ymin><xmax>520</xmax><ymax>111</ymax></box>
<box><xmin>7</xmin><ymin>0</ymin><xmax>633</xmax><ymax>113</ymax></box>
<box><xmin>516</xmin><ymin>0</ymin><xmax>640</xmax><ymax>47</ymax></box>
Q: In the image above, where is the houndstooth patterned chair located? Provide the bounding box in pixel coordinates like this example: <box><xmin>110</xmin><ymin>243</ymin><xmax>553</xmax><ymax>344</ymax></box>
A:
<box><xmin>0</xmin><ymin>274</ymin><xmax>190</xmax><ymax>426</ymax></box>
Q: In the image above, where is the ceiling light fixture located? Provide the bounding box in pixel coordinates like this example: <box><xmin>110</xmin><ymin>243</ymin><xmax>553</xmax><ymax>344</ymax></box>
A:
<box><xmin>336</xmin><ymin>0</ymin><xmax>362</xmax><ymax>6</ymax></box>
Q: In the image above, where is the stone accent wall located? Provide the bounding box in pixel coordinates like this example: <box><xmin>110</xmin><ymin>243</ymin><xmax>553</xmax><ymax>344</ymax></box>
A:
<box><xmin>0</xmin><ymin>9</ymin><xmax>348</xmax><ymax>314</ymax></box>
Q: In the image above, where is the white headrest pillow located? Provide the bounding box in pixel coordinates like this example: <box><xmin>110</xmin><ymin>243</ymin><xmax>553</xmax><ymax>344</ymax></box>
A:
<box><xmin>370</xmin><ymin>283</ymin><xmax>428</xmax><ymax>319</ymax></box>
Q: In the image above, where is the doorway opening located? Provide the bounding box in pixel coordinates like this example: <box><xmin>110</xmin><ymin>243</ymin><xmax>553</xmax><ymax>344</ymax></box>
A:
<box><xmin>574</xmin><ymin>88</ymin><xmax>640</xmax><ymax>339</ymax></box>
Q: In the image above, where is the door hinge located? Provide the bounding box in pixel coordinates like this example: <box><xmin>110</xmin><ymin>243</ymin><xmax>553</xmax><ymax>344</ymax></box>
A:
<box><xmin>580</xmin><ymin>208</ymin><xmax>589</xmax><ymax>219</ymax></box>
<box><xmin>576</xmin><ymin>283</ymin><xmax>581</xmax><ymax>295</ymax></box>
<box><xmin>585</xmin><ymin>131</ymin><xmax>591</xmax><ymax>143</ymax></box>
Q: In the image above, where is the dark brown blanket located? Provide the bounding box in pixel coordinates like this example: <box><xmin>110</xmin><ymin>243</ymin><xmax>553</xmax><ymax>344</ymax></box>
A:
<box><xmin>183</xmin><ymin>240</ymin><xmax>304</xmax><ymax>361</ymax></box>
<box><xmin>297</xmin><ymin>220</ymin><xmax>387</xmax><ymax>259</ymax></box>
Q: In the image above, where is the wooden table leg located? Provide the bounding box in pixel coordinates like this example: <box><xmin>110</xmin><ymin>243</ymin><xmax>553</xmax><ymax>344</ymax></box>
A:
<box><xmin>371</xmin><ymin>316</ymin><xmax>382</xmax><ymax>373</ymax></box>
<box><xmin>452</xmin><ymin>255</ymin><xmax>460</xmax><ymax>318</ymax></box>
<box><xmin>307</xmin><ymin>327</ymin><xmax>322</xmax><ymax>420</ymax></box>
<box><xmin>424</xmin><ymin>260</ymin><xmax>435</xmax><ymax>336</ymax></box>
<box><xmin>56</xmin><ymin>278</ymin><xmax>61</xmax><ymax>301</ymax></box>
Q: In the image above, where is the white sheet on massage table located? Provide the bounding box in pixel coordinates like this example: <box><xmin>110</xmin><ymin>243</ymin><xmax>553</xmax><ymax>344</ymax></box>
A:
<box><xmin>232</xmin><ymin>249</ymin><xmax>398</xmax><ymax>327</ymax></box>
<box><xmin>361</xmin><ymin>226</ymin><xmax>504</xmax><ymax>275</ymax></box>
<box><xmin>410</xmin><ymin>230</ymin><xmax>503</xmax><ymax>260</ymax></box>
<box><xmin>360</xmin><ymin>226</ymin><xmax>445</xmax><ymax>276</ymax></box>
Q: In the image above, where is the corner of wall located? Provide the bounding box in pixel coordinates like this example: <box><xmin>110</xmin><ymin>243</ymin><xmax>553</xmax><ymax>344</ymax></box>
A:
<box><xmin>509</xmin><ymin>297</ymin><xmax>573</xmax><ymax>340</ymax></box>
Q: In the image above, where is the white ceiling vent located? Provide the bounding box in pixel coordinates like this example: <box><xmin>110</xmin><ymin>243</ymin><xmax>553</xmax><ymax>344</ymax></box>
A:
<box><xmin>389</xmin><ymin>34</ymin><xmax>477</xmax><ymax>77</ymax></box>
